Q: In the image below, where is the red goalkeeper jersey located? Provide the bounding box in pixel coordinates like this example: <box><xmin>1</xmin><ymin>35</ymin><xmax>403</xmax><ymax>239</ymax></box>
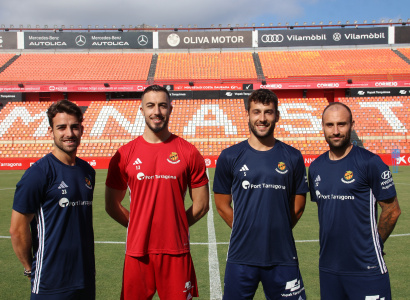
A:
<box><xmin>106</xmin><ymin>134</ymin><xmax>208</xmax><ymax>257</ymax></box>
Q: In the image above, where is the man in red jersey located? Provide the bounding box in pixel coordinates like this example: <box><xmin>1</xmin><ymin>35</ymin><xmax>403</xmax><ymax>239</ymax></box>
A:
<box><xmin>105</xmin><ymin>85</ymin><xmax>209</xmax><ymax>300</ymax></box>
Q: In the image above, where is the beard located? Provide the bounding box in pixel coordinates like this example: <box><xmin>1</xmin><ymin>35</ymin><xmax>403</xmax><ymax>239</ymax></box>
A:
<box><xmin>249</xmin><ymin>121</ymin><xmax>275</xmax><ymax>139</ymax></box>
<box><xmin>145</xmin><ymin>116</ymin><xmax>169</xmax><ymax>133</ymax></box>
<box><xmin>325</xmin><ymin>131</ymin><xmax>351</xmax><ymax>150</ymax></box>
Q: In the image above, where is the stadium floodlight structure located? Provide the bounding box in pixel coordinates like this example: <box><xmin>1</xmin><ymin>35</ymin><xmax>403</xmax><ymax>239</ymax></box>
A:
<box><xmin>244</xmin><ymin>23</ymin><xmax>248</xmax><ymax>27</ymax></box>
<box><xmin>36</xmin><ymin>25</ymin><xmax>40</xmax><ymax>29</ymax></box>
<box><xmin>19</xmin><ymin>25</ymin><xmax>23</xmax><ymax>29</ymax></box>
<box><xmin>337</xmin><ymin>21</ymin><xmax>341</xmax><ymax>25</ymax></box>
<box><xmin>381</xmin><ymin>19</ymin><xmax>385</xmax><ymax>23</ymax></box>
<box><xmin>285</xmin><ymin>22</ymin><xmax>289</xmax><ymax>26</ymax></box>
<box><xmin>44</xmin><ymin>25</ymin><xmax>48</xmax><ymax>28</ymax></box>
<box><xmin>252</xmin><ymin>23</ymin><xmax>255</xmax><ymax>27</ymax></box>
<box><xmin>162</xmin><ymin>25</ymin><xmax>166</xmax><ymax>28</ymax></box>
<box><xmin>194</xmin><ymin>24</ymin><xmax>198</xmax><ymax>28</ymax></box>
<box><xmin>1</xmin><ymin>24</ymin><xmax>4</xmax><ymax>28</ymax></box>
<box><xmin>311</xmin><ymin>22</ymin><xmax>315</xmax><ymax>25</ymax></box>
<box><xmin>278</xmin><ymin>23</ymin><xmax>281</xmax><ymax>26</ymax></box>
<box><xmin>363</xmin><ymin>20</ymin><xmax>367</xmax><ymax>24</ymax></box>
<box><xmin>354</xmin><ymin>20</ymin><xmax>358</xmax><ymax>24</ymax></box>
<box><xmin>372</xmin><ymin>20</ymin><xmax>376</xmax><ymax>23</ymax></box>
<box><xmin>78</xmin><ymin>25</ymin><xmax>82</xmax><ymax>28</ymax></box>
<box><xmin>328</xmin><ymin>21</ymin><xmax>333</xmax><ymax>25</ymax></box>
<box><xmin>211</xmin><ymin>24</ymin><xmax>214</xmax><ymax>28</ymax></box>
<box><xmin>346</xmin><ymin>21</ymin><xmax>350</xmax><ymax>24</ymax></box>
<box><xmin>27</xmin><ymin>25</ymin><xmax>31</xmax><ymax>28</ymax></box>
<box><xmin>295</xmin><ymin>22</ymin><xmax>298</xmax><ymax>26</ymax></box>
<box><xmin>70</xmin><ymin>25</ymin><xmax>74</xmax><ymax>29</ymax></box>
<box><xmin>303</xmin><ymin>22</ymin><xmax>307</xmax><ymax>25</ymax></box>
<box><xmin>260</xmin><ymin>23</ymin><xmax>264</xmax><ymax>27</ymax></box>
<box><xmin>389</xmin><ymin>19</ymin><xmax>393</xmax><ymax>23</ymax></box>
<box><xmin>269</xmin><ymin>23</ymin><xmax>273</xmax><ymax>26</ymax></box>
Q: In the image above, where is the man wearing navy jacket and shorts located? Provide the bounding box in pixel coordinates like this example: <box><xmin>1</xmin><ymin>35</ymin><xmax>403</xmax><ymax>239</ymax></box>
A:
<box><xmin>10</xmin><ymin>100</ymin><xmax>96</xmax><ymax>299</ymax></box>
<box><xmin>213</xmin><ymin>89</ymin><xmax>307</xmax><ymax>299</ymax></box>
<box><xmin>308</xmin><ymin>102</ymin><xmax>401</xmax><ymax>299</ymax></box>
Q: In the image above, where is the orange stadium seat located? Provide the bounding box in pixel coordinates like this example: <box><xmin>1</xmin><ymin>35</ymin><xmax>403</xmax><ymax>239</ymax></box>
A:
<box><xmin>259</xmin><ymin>49</ymin><xmax>410</xmax><ymax>80</ymax></box>
<box><xmin>0</xmin><ymin>53</ymin><xmax>152</xmax><ymax>83</ymax></box>
<box><xmin>338</xmin><ymin>96</ymin><xmax>410</xmax><ymax>154</ymax></box>
<box><xmin>155</xmin><ymin>52</ymin><xmax>257</xmax><ymax>81</ymax></box>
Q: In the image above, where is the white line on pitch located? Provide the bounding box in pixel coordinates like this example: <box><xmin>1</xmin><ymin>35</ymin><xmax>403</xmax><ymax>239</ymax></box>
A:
<box><xmin>206</xmin><ymin>169</ymin><xmax>223</xmax><ymax>300</ymax></box>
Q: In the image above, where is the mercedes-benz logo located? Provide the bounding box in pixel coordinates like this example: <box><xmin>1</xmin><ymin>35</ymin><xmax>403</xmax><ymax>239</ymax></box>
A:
<box><xmin>137</xmin><ymin>35</ymin><xmax>148</xmax><ymax>46</ymax></box>
<box><xmin>167</xmin><ymin>33</ymin><xmax>180</xmax><ymax>47</ymax></box>
<box><xmin>333</xmin><ymin>32</ymin><xmax>342</xmax><ymax>42</ymax></box>
<box><xmin>261</xmin><ymin>34</ymin><xmax>284</xmax><ymax>43</ymax></box>
<box><xmin>75</xmin><ymin>35</ymin><xmax>86</xmax><ymax>46</ymax></box>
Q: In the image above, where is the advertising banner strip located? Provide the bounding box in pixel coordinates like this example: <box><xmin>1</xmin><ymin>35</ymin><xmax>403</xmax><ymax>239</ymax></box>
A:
<box><xmin>258</xmin><ymin>27</ymin><xmax>389</xmax><ymax>47</ymax></box>
<box><xmin>2</xmin><ymin>80</ymin><xmax>410</xmax><ymax>93</ymax></box>
<box><xmin>0</xmin><ymin>32</ymin><xmax>18</xmax><ymax>49</ymax></box>
<box><xmin>158</xmin><ymin>31</ymin><xmax>253</xmax><ymax>49</ymax></box>
<box><xmin>395</xmin><ymin>26</ymin><xmax>410</xmax><ymax>44</ymax></box>
<box><xmin>24</xmin><ymin>32</ymin><xmax>153</xmax><ymax>49</ymax></box>
<box><xmin>0</xmin><ymin>153</ymin><xmax>405</xmax><ymax>170</ymax></box>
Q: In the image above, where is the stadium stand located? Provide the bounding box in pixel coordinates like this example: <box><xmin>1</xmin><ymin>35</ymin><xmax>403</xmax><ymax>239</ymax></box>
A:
<box><xmin>259</xmin><ymin>49</ymin><xmax>410</xmax><ymax>80</ymax></box>
<box><xmin>7</xmin><ymin>96</ymin><xmax>408</xmax><ymax>158</ymax></box>
<box><xmin>0</xmin><ymin>53</ymin><xmax>152</xmax><ymax>83</ymax></box>
<box><xmin>339</xmin><ymin>96</ymin><xmax>410</xmax><ymax>154</ymax></box>
<box><xmin>154</xmin><ymin>52</ymin><xmax>257</xmax><ymax>81</ymax></box>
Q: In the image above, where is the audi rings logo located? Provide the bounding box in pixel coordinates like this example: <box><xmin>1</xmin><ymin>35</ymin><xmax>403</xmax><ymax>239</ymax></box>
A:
<box><xmin>75</xmin><ymin>35</ymin><xmax>86</xmax><ymax>46</ymax></box>
<box><xmin>333</xmin><ymin>32</ymin><xmax>342</xmax><ymax>42</ymax></box>
<box><xmin>137</xmin><ymin>35</ymin><xmax>148</xmax><ymax>46</ymax></box>
<box><xmin>261</xmin><ymin>34</ymin><xmax>284</xmax><ymax>43</ymax></box>
<box><xmin>381</xmin><ymin>170</ymin><xmax>392</xmax><ymax>180</ymax></box>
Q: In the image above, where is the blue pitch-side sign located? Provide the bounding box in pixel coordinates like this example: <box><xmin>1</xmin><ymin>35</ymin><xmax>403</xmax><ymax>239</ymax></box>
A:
<box><xmin>258</xmin><ymin>27</ymin><xmax>389</xmax><ymax>47</ymax></box>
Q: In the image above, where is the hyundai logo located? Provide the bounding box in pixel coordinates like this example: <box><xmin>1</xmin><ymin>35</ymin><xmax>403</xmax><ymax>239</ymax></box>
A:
<box><xmin>381</xmin><ymin>170</ymin><xmax>392</xmax><ymax>180</ymax></box>
<box><xmin>261</xmin><ymin>34</ymin><xmax>284</xmax><ymax>43</ymax></box>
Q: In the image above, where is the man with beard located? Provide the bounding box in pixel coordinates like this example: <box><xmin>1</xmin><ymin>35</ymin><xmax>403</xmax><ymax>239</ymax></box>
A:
<box><xmin>105</xmin><ymin>85</ymin><xmax>209</xmax><ymax>300</ymax></box>
<box><xmin>213</xmin><ymin>89</ymin><xmax>307</xmax><ymax>299</ymax></box>
<box><xmin>10</xmin><ymin>100</ymin><xmax>96</xmax><ymax>299</ymax></box>
<box><xmin>308</xmin><ymin>102</ymin><xmax>401</xmax><ymax>300</ymax></box>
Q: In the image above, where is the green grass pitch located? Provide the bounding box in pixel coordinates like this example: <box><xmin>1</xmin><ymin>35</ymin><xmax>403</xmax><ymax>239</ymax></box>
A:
<box><xmin>0</xmin><ymin>167</ymin><xmax>409</xmax><ymax>299</ymax></box>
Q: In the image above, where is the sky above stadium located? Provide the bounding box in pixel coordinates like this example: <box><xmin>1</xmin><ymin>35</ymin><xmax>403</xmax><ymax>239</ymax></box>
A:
<box><xmin>0</xmin><ymin>0</ymin><xmax>407</xmax><ymax>29</ymax></box>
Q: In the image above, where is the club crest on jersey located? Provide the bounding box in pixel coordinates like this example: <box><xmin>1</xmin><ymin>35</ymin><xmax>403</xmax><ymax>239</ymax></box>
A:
<box><xmin>341</xmin><ymin>170</ymin><xmax>355</xmax><ymax>184</ymax></box>
<box><xmin>275</xmin><ymin>162</ymin><xmax>288</xmax><ymax>174</ymax></box>
<box><xmin>167</xmin><ymin>152</ymin><xmax>180</xmax><ymax>164</ymax></box>
<box><xmin>85</xmin><ymin>177</ymin><xmax>93</xmax><ymax>189</ymax></box>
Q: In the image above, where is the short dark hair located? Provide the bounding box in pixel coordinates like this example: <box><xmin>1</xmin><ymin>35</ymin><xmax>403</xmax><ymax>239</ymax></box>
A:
<box><xmin>47</xmin><ymin>100</ymin><xmax>83</xmax><ymax>127</ymax></box>
<box><xmin>322</xmin><ymin>102</ymin><xmax>353</xmax><ymax>123</ymax></box>
<box><xmin>247</xmin><ymin>89</ymin><xmax>279</xmax><ymax>112</ymax></box>
<box><xmin>142</xmin><ymin>85</ymin><xmax>171</xmax><ymax>102</ymax></box>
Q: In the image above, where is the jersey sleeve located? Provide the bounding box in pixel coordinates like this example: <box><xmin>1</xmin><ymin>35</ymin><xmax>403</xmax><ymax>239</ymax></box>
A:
<box><xmin>105</xmin><ymin>149</ymin><xmax>128</xmax><ymax>190</ymax></box>
<box><xmin>13</xmin><ymin>166</ymin><xmax>47</xmax><ymax>214</ymax></box>
<box><xmin>213</xmin><ymin>150</ymin><xmax>233</xmax><ymax>195</ymax></box>
<box><xmin>188</xmin><ymin>146</ymin><xmax>209</xmax><ymax>189</ymax></box>
<box><xmin>292</xmin><ymin>152</ymin><xmax>309</xmax><ymax>195</ymax></box>
<box><xmin>367</xmin><ymin>155</ymin><xmax>396</xmax><ymax>201</ymax></box>
<box><xmin>308</xmin><ymin>165</ymin><xmax>318</xmax><ymax>202</ymax></box>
